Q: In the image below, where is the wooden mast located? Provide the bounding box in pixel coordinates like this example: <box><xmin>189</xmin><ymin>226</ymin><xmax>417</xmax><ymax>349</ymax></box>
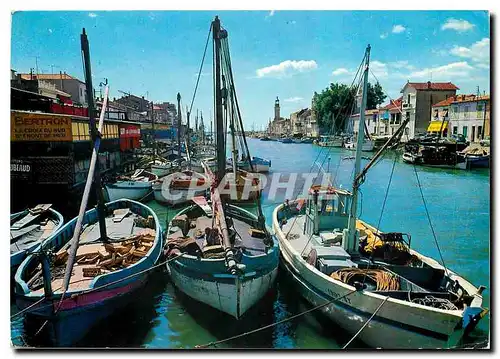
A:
<box><xmin>213</xmin><ymin>16</ymin><xmax>225</xmax><ymax>184</ymax></box>
<box><xmin>346</xmin><ymin>44</ymin><xmax>370</xmax><ymax>254</ymax></box>
<box><xmin>177</xmin><ymin>93</ymin><xmax>182</xmax><ymax>163</ymax></box>
<box><xmin>81</xmin><ymin>28</ymin><xmax>107</xmax><ymax>242</ymax></box>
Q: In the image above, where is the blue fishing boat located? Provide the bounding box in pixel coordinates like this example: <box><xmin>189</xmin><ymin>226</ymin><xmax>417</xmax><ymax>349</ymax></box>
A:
<box><xmin>14</xmin><ymin>199</ymin><xmax>163</xmax><ymax>346</ymax></box>
<box><xmin>11</xmin><ymin>204</ymin><xmax>64</xmax><ymax>277</ymax></box>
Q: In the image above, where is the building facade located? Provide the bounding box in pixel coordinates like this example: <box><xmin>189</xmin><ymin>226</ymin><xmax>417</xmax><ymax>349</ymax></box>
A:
<box><xmin>19</xmin><ymin>72</ymin><xmax>88</xmax><ymax>105</ymax></box>
<box><xmin>430</xmin><ymin>94</ymin><xmax>490</xmax><ymax>142</ymax></box>
<box><xmin>400</xmin><ymin>81</ymin><xmax>459</xmax><ymax>139</ymax></box>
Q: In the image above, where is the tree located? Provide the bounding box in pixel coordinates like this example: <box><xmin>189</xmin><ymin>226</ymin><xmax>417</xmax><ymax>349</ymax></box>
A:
<box><xmin>366</xmin><ymin>82</ymin><xmax>387</xmax><ymax>110</ymax></box>
<box><xmin>312</xmin><ymin>81</ymin><xmax>387</xmax><ymax>134</ymax></box>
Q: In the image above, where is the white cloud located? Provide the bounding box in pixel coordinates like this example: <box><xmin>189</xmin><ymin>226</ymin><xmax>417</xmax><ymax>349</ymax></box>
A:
<box><xmin>392</xmin><ymin>25</ymin><xmax>406</xmax><ymax>34</ymax></box>
<box><xmin>450</xmin><ymin>38</ymin><xmax>489</xmax><ymax>66</ymax></box>
<box><xmin>441</xmin><ymin>18</ymin><xmax>475</xmax><ymax>32</ymax></box>
<box><xmin>332</xmin><ymin>68</ymin><xmax>350</xmax><ymax>76</ymax></box>
<box><xmin>48</xmin><ymin>28</ymin><xmax>53</xmax><ymax>34</ymax></box>
<box><xmin>256</xmin><ymin>60</ymin><xmax>318</xmax><ymax>78</ymax></box>
<box><xmin>388</xmin><ymin>60</ymin><xmax>415</xmax><ymax>70</ymax></box>
<box><xmin>408</xmin><ymin>61</ymin><xmax>474</xmax><ymax>79</ymax></box>
<box><xmin>370</xmin><ymin>61</ymin><xmax>388</xmax><ymax>78</ymax></box>
<box><xmin>88</xmin><ymin>13</ymin><xmax>97</xmax><ymax>18</ymax></box>
<box><xmin>284</xmin><ymin>97</ymin><xmax>303</xmax><ymax>103</ymax></box>
<box><xmin>380</xmin><ymin>33</ymin><xmax>388</xmax><ymax>39</ymax></box>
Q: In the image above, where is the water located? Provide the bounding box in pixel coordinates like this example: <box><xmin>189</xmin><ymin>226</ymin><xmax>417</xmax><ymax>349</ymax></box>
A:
<box><xmin>11</xmin><ymin>138</ymin><xmax>490</xmax><ymax>348</ymax></box>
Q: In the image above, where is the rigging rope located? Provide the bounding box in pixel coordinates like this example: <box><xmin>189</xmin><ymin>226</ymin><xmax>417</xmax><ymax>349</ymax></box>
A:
<box><xmin>189</xmin><ymin>23</ymin><xmax>213</xmax><ymax>117</ymax></box>
<box><xmin>412</xmin><ymin>163</ymin><xmax>449</xmax><ymax>277</ymax></box>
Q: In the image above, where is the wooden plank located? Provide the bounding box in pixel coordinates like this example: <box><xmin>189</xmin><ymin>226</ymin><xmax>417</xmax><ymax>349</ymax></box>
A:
<box><xmin>113</xmin><ymin>208</ymin><xmax>130</xmax><ymax>223</ymax></box>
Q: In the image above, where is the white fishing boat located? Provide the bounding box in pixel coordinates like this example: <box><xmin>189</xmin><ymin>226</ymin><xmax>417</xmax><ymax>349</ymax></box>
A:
<box><xmin>272</xmin><ymin>45</ymin><xmax>487</xmax><ymax>349</ymax></box>
<box><xmin>317</xmin><ymin>135</ymin><xmax>344</xmax><ymax>148</ymax></box>
<box><xmin>105</xmin><ymin>169</ymin><xmax>158</xmax><ymax>202</ymax></box>
<box><xmin>150</xmin><ymin>160</ymin><xmax>175</xmax><ymax>178</ymax></box>
<box><xmin>344</xmin><ymin>138</ymin><xmax>375</xmax><ymax>151</ymax></box>
<box><xmin>153</xmin><ymin>170</ymin><xmax>210</xmax><ymax>206</ymax></box>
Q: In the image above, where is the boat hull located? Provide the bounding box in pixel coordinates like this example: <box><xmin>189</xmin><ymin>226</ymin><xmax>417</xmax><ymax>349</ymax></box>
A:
<box><xmin>150</xmin><ymin>164</ymin><xmax>173</xmax><ymax>178</ymax></box>
<box><xmin>167</xmin><ymin>261</ymin><xmax>278</xmax><ymax>318</ymax></box>
<box><xmin>105</xmin><ymin>182</ymin><xmax>152</xmax><ymax>201</ymax></box>
<box><xmin>153</xmin><ymin>185</ymin><xmax>207</xmax><ymax>206</ymax></box>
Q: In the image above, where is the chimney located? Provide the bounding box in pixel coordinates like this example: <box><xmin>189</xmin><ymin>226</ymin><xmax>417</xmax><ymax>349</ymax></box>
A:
<box><xmin>427</xmin><ymin>81</ymin><xmax>431</xmax><ymax>89</ymax></box>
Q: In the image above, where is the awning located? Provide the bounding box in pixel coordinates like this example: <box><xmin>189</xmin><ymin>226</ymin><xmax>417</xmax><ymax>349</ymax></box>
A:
<box><xmin>427</xmin><ymin>121</ymin><xmax>448</xmax><ymax>132</ymax></box>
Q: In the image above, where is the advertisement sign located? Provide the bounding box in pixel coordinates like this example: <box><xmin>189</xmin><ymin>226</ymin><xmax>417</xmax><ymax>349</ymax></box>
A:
<box><xmin>11</xmin><ymin>112</ymin><xmax>73</xmax><ymax>142</ymax></box>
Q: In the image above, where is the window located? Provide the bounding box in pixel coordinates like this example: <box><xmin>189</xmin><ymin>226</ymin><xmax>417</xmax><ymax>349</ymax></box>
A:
<box><xmin>405</xmin><ymin>111</ymin><xmax>410</xmax><ymax>120</ymax></box>
<box><xmin>390</xmin><ymin>113</ymin><xmax>395</xmax><ymax>124</ymax></box>
<box><xmin>463</xmin><ymin>126</ymin><xmax>468</xmax><ymax>139</ymax></box>
<box><xmin>404</xmin><ymin>127</ymin><xmax>409</xmax><ymax>135</ymax></box>
<box><xmin>396</xmin><ymin>113</ymin><xmax>401</xmax><ymax>124</ymax></box>
<box><xmin>453</xmin><ymin>126</ymin><xmax>458</xmax><ymax>135</ymax></box>
<box><xmin>464</xmin><ymin>106</ymin><xmax>469</xmax><ymax>119</ymax></box>
<box><xmin>407</xmin><ymin>94</ymin><xmax>411</xmax><ymax>105</ymax></box>
<box><xmin>478</xmin><ymin>126</ymin><xmax>483</xmax><ymax>138</ymax></box>
<box><xmin>477</xmin><ymin>103</ymin><xmax>483</xmax><ymax>112</ymax></box>
<box><xmin>434</xmin><ymin>109</ymin><xmax>439</xmax><ymax>118</ymax></box>
<box><xmin>471</xmin><ymin>126</ymin><xmax>476</xmax><ymax>141</ymax></box>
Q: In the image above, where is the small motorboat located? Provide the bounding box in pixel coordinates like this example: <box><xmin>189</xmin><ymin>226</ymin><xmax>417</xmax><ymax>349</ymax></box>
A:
<box><xmin>14</xmin><ymin>199</ymin><xmax>163</xmax><ymax>346</ymax></box>
<box><xmin>104</xmin><ymin>169</ymin><xmax>158</xmax><ymax>202</ymax></box>
<box><xmin>153</xmin><ymin>170</ymin><xmax>210</xmax><ymax>206</ymax></box>
<box><xmin>10</xmin><ymin>204</ymin><xmax>64</xmax><ymax>276</ymax></box>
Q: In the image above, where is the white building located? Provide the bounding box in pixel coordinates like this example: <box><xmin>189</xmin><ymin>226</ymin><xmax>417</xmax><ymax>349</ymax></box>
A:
<box><xmin>351</xmin><ymin>109</ymin><xmax>379</xmax><ymax>136</ymax></box>
<box><xmin>400</xmin><ymin>81</ymin><xmax>459</xmax><ymax>139</ymax></box>
<box><xmin>430</xmin><ymin>94</ymin><xmax>490</xmax><ymax>142</ymax></box>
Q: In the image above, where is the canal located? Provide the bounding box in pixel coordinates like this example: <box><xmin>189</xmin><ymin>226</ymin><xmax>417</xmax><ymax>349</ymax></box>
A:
<box><xmin>11</xmin><ymin>138</ymin><xmax>490</xmax><ymax>348</ymax></box>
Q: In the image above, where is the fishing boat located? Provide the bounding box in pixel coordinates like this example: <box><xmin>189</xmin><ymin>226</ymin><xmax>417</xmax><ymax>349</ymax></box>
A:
<box><xmin>14</xmin><ymin>199</ymin><xmax>162</xmax><ymax>346</ymax></box>
<box><xmin>402</xmin><ymin>145</ymin><xmax>466</xmax><ymax>170</ymax></box>
<box><xmin>301</xmin><ymin>138</ymin><xmax>314</xmax><ymax>144</ymax></box>
<box><xmin>153</xmin><ymin>170</ymin><xmax>210</xmax><ymax>206</ymax></box>
<box><xmin>456</xmin><ymin>142</ymin><xmax>490</xmax><ymax>169</ymax></box>
<box><xmin>104</xmin><ymin>169</ymin><xmax>158</xmax><ymax>202</ymax></box>
<box><xmin>10</xmin><ymin>204</ymin><xmax>64</xmax><ymax>276</ymax></box>
<box><xmin>272</xmin><ymin>45</ymin><xmax>487</xmax><ymax>349</ymax></box>
<box><xmin>344</xmin><ymin>138</ymin><xmax>375</xmax><ymax>151</ymax></box>
<box><xmin>279</xmin><ymin>137</ymin><xmax>293</xmax><ymax>144</ymax></box>
<box><xmin>164</xmin><ymin>16</ymin><xmax>279</xmax><ymax>319</ymax></box>
<box><xmin>228</xmin><ymin>156</ymin><xmax>272</xmax><ymax>173</ymax></box>
<box><xmin>150</xmin><ymin>160</ymin><xmax>176</xmax><ymax>178</ymax></box>
<box><xmin>260</xmin><ymin>136</ymin><xmax>271</xmax><ymax>141</ymax></box>
<box><xmin>318</xmin><ymin>135</ymin><xmax>344</xmax><ymax>147</ymax></box>
<box><xmin>13</xmin><ymin>29</ymin><xmax>163</xmax><ymax>347</ymax></box>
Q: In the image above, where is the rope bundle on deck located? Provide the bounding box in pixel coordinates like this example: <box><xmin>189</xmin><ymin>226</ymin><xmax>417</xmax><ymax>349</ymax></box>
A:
<box><xmin>331</xmin><ymin>268</ymin><xmax>400</xmax><ymax>291</ymax></box>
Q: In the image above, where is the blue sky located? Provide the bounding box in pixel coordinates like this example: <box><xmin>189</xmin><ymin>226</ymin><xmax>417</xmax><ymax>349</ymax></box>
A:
<box><xmin>11</xmin><ymin>10</ymin><xmax>490</xmax><ymax>130</ymax></box>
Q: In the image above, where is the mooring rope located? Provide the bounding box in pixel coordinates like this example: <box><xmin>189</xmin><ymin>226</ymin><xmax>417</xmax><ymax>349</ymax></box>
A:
<box><xmin>194</xmin><ymin>289</ymin><xmax>358</xmax><ymax>348</ymax></box>
<box><xmin>342</xmin><ymin>296</ymin><xmax>389</xmax><ymax>349</ymax></box>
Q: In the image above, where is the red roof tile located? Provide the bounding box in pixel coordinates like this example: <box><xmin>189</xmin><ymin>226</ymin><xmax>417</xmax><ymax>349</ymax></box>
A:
<box><xmin>432</xmin><ymin>94</ymin><xmax>489</xmax><ymax>107</ymax></box>
<box><xmin>380</xmin><ymin>97</ymin><xmax>402</xmax><ymax>111</ymax></box>
<box><xmin>19</xmin><ymin>73</ymin><xmax>81</xmax><ymax>81</ymax></box>
<box><xmin>406</xmin><ymin>82</ymin><xmax>459</xmax><ymax>91</ymax></box>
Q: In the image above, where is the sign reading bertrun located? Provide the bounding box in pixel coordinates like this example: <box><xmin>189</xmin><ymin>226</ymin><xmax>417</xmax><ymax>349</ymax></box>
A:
<box><xmin>11</xmin><ymin>112</ymin><xmax>73</xmax><ymax>142</ymax></box>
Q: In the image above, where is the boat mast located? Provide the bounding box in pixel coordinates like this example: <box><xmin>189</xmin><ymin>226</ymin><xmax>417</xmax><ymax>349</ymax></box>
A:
<box><xmin>346</xmin><ymin>44</ymin><xmax>370</xmax><ymax>254</ymax></box>
<box><xmin>177</xmin><ymin>93</ymin><xmax>182</xmax><ymax>163</ymax></box>
<box><xmin>214</xmin><ymin>16</ymin><xmax>226</xmax><ymax>184</ymax></box>
<box><xmin>186</xmin><ymin>106</ymin><xmax>191</xmax><ymax>169</ymax></box>
<box><xmin>81</xmin><ymin>28</ymin><xmax>107</xmax><ymax>242</ymax></box>
<box><xmin>150</xmin><ymin>101</ymin><xmax>156</xmax><ymax>157</ymax></box>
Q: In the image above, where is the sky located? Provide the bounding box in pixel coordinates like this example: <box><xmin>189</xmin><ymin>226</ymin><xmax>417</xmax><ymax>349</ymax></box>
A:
<box><xmin>11</xmin><ymin>10</ymin><xmax>490</xmax><ymax>130</ymax></box>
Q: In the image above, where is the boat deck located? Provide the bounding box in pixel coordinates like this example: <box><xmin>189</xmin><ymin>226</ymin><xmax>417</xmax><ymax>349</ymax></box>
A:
<box><xmin>280</xmin><ymin>215</ymin><xmax>323</xmax><ymax>256</ymax></box>
<box><xmin>168</xmin><ymin>213</ymin><xmax>267</xmax><ymax>256</ymax></box>
<box><xmin>30</xmin><ymin>211</ymin><xmax>155</xmax><ymax>294</ymax></box>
